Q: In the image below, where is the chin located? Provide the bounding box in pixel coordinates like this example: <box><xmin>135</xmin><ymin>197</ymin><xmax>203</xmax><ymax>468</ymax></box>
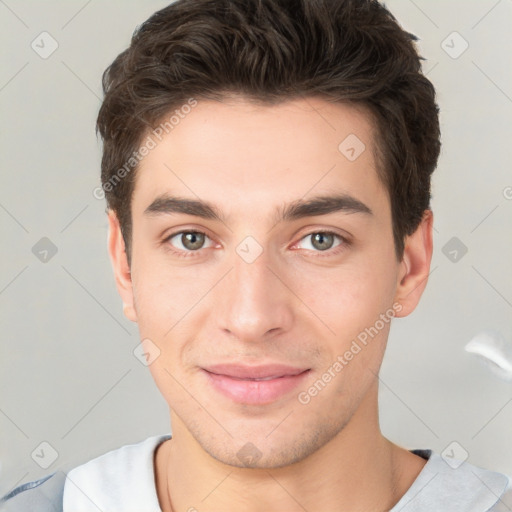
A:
<box><xmin>192</xmin><ymin>419</ymin><xmax>343</xmax><ymax>470</ymax></box>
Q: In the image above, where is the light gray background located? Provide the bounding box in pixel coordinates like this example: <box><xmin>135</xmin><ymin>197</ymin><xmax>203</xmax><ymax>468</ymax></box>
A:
<box><xmin>1</xmin><ymin>0</ymin><xmax>511</xmax><ymax>497</ymax></box>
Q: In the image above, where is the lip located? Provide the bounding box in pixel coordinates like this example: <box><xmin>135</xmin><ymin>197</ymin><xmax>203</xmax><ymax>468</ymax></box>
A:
<box><xmin>202</xmin><ymin>364</ymin><xmax>311</xmax><ymax>405</ymax></box>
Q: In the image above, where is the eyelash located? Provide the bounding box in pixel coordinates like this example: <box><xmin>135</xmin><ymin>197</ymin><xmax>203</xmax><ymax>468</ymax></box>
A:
<box><xmin>162</xmin><ymin>229</ymin><xmax>350</xmax><ymax>259</ymax></box>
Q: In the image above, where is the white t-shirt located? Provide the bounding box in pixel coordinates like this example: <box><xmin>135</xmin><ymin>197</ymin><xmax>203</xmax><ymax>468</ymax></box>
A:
<box><xmin>2</xmin><ymin>433</ymin><xmax>511</xmax><ymax>511</ymax></box>
<box><xmin>60</xmin><ymin>433</ymin><xmax>512</xmax><ymax>512</ymax></box>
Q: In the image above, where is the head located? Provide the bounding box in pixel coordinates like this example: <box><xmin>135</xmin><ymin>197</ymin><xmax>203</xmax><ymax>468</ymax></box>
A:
<box><xmin>99</xmin><ymin>0</ymin><xmax>440</xmax><ymax>468</ymax></box>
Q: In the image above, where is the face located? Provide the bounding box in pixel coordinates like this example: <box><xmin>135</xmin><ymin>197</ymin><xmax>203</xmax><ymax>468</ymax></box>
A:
<box><xmin>109</xmin><ymin>96</ymin><xmax>431</xmax><ymax>469</ymax></box>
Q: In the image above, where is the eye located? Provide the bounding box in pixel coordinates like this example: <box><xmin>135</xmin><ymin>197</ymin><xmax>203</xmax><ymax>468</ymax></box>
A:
<box><xmin>295</xmin><ymin>231</ymin><xmax>346</xmax><ymax>253</ymax></box>
<box><xmin>165</xmin><ymin>230</ymin><xmax>215</xmax><ymax>253</ymax></box>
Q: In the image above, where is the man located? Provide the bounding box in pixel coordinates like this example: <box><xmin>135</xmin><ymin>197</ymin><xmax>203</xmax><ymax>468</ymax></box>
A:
<box><xmin>2</xmin><ymin>0</ymin><xmax>510</xmax><ymax>510</ymax></box>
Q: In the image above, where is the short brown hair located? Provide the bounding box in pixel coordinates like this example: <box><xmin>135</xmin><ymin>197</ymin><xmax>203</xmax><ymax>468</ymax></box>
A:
<box><xmin>96</xmin><ymin>0</ymin><xmax>441</xmax><ymax>262</ymax></box>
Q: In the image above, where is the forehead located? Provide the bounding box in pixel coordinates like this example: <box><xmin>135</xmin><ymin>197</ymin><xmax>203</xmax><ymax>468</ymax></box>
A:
<box><xmin>132</xmin><ymin>96</ymin><xmax>388</xmax><ymax>222</ymax></box>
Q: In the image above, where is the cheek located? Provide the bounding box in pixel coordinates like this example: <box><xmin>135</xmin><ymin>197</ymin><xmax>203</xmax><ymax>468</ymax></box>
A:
<box><xmin>130</xmin><ymin>261</ymin><xmax>211</xmax><ymax>380</ymax></box>
<box><xmin>291</xmin><ymin>256</ymin><xmax>397</xmax><ymax>339</ymax></box>
<box><xmin>131</xmin><ymin>257</ymin><xmax>207</xmax><ymax>336</ymax></box>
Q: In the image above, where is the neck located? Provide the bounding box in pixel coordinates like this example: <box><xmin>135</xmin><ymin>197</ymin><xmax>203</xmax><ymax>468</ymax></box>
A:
<box><xmin>155</xmin><ymin>382</ymin><xmax>425</xmax><ymax>512</ymax></box>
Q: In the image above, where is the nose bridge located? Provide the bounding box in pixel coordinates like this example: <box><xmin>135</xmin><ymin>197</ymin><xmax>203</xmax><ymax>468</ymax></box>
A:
<box><xmin>216</xmin><ymin>240</ymin><xmax>293</xmax><ymax>340</ymax></box>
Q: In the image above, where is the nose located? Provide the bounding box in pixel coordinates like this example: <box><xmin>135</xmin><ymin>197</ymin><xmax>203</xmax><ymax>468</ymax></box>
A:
<box><xmin>215</xmin><ymin>245</ymin><xmax>294</xmax><ymax>343</ymax></box>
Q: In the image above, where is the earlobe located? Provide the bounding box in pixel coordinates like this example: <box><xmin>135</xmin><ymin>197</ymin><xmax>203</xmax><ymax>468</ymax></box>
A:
<box><xmin>107</xmin><ymin>210</ymin><xmax>138</xmax><ymax>323</ymax></box>
<box><xmin>394</xmin><ymin>210</ymin><xmax>433</xmax><ymax>317</ymax></box>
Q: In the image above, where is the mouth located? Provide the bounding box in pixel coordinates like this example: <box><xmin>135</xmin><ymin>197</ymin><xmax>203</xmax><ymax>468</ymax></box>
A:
<box><xmin>202</xmin><ymin>364</ymin><xmax>311</xmax><ymax>405</ymax></box>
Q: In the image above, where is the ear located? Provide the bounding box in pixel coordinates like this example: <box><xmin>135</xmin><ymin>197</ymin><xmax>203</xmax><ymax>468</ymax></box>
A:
<box><xmin>107</xmin><ymin>210</ymin><xmax>137</xmax><ymax>322</ymax></box>
<box><xmin>394</xmin><ymin>210</ymin><xmax>433</xmax><ymax>317</ymax></box>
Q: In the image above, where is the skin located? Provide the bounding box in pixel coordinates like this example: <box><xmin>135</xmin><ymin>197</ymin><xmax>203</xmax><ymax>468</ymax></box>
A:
<box><xmin>108</xmin><ymin>96</ymin><xmax>433</xmax><ymax>512</ymax></box>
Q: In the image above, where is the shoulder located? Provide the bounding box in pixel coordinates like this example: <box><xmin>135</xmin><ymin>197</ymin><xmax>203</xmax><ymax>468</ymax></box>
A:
<box><xmin>61</xmin><ymin>433</ymin><xmax>170</xmax><ymax>511</ymax></box>
<box><xmin>0</xmin><ymin>433</ymin><xmax>171</xmax><ymax>512</ymax></box>
<box><xmin>393</xmin><ymin>449</ymin><xmax>512</xmax><ymax>512</ymax></box>
<box><xmin>0</xmin><ymin>471</ymin><xmax>66</xmax><ymax>512</ymax></box>
<box><xmin>487</xmin><ymin>484</ymin><xmax>512</xmax><ymax>511</ymax></box>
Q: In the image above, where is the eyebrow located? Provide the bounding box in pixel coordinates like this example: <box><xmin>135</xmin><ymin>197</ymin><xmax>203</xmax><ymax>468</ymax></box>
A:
<box><xmin>144</xmin><ymin>193</ymin><xmax>373</xmax><ymax>222</ymax></box>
